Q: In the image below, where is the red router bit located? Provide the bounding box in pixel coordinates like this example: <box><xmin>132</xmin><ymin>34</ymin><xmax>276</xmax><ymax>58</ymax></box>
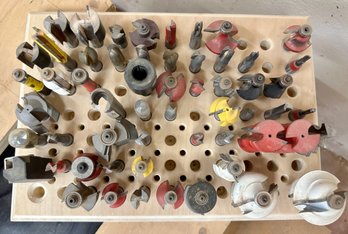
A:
<box><xmin>189</xmin><ymin>78</ymin><xmax>205</xmax><ymax>97</ymax></box>
<box><xmin>71</xmin><ymin>153</ymin><xmax>103</xmax><ymax>182</ymax></box>
<box><xmin>283</xmin><ymin>25</ymin><xmax>312</xmax><ymax>53</ymax></box>
<box><xmin>155</xmin><ymin>71</ymin><xmax>186</xmax><ymax>102</ymax></box>
<box><xmin>165</xmin><ymin>20</ymin><xmax>176</xmax><ymax>49</ymax></box>
<box><xmin>156</xmin><ymin>180</ymin><xmax>184</xmax><ymax>209</ymax></box>
<box><xmin>204</xmin><ymin>20</ymin><xmax>240</xmax><ymax>54</ymax></box>
<box><xmin>46</xmin><ymin>159</ymin><xmax>71</xmax><ymax>174</ymax></box>
<box><xmin>288</xmin><ymin>108</ymin><xmax>316</xmax><ymax>121</ymax></box>
<box><xmin>102</xmin><ymin>183</ymin><xmax>127</xmax><ymax>208</ymax></box>
<box><xmin>285</xmin><ymin>55</ymin><xmax>311</xmax><ymax>74</ymax></box>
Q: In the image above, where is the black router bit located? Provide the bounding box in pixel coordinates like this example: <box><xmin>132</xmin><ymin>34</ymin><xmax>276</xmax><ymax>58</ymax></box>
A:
<box><xmin>263</xmin><ymin>74</ymin><xmax>293</xmax><ymax>99</ymax></box>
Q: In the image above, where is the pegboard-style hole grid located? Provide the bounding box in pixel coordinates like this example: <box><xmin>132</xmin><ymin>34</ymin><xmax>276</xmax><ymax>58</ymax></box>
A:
<box><xmin>13</xmin><ymin>12</ymin><xmax>320</xmax><ymax>221</ymax></box>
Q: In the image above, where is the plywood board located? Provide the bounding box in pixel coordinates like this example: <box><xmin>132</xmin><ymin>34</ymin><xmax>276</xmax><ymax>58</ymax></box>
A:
<box><xmin>12</xmin><ymin>12</ymin><xmax>319</xmax><ymax>221</ymax></box>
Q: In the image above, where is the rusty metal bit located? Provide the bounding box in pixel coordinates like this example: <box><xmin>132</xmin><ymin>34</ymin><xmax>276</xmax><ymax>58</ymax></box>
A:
<box><xmin>189</xmin><ymin>51</ymin><xmax>206</xmax><ymax>73</ymax></box>
<box><xmin>130</xmin><ymin>18</ymin><xmax>160</xmax><ymax>50</ymax></box>
<box><xmin>264</xmin><ymin>103</ymin><xmax>293</xmax><ymax>120</ymax></box>
<box><xmin>238</xmin><ymin>52</ymin><xmax>259</xmax><ymax>73</ymax></box>
<box><xmin>212</xmin><ymin>75</ymin><xmax>234</xmax><ymax>97</ymax></box>
<box><xmin>108</xmin><ymin>44</ymin><xmax>127</xmax><ymax>72</ymax></box>
<box><xmin>79</xmin><ymin>47</ymin><xmax>103</xmax><ymax>72</ymax></box>
<box><xmin>189</xmin><ymin>78</ymin><xmax>205</xmax><ymax>97</ymax></box>
<box><xmin>214</xmin><ymin>47</ymin><xmax>234</xmax><ymax>73</ymax></box>
<box><xmin>136</xmin><ymin>44</ymin><xmax>150</xmax><ymax>60</ymax></box>
<box><xmin>239</xmin><ymin>107</ymin><xmax>255</xmax><ymax>121</ymax></box>
<box><xmin>190</xmin><ymin>133</ymin><xmax>204</xmax><ymax>146</ymax></box>
<box><xmin>109</xmin><ymin>24</ymin><xmax>128</xmax><ymax>48</ymax></box>
<box><xmin>164</xmin><ymin>103</ymin><xmax>177</xmax><ymax>121</ymax></box>
<box><xmin>163</xmin><ymin>50</ymin><xmax>179</xmax><ymax>72</ymax></box>
<box><xmin>215</xmin><ymin>131</ymin><xmax>234</xmax><ymax>146</ymax></box>
<box><xmin>16</xmin><ymin>42</ymin><xmax>53</xmax><ymax>69</ymax></box>
<box><xmin>189</xmin><ymin>21</ymin><xmax>203</xmax><ymax>50</ymax></box>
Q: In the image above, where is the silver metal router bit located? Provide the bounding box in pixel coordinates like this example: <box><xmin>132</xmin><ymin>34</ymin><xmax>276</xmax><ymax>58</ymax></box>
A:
<box><xmin>135</xmin><ymin>131</ymin><xmax>152</xmax><ymax>146</ymax></box>
<box><xmin>212</xmin><ymin>75</ymin><xmax>234</xmax><ymax>97</ymax></box>
<box><xmin>109</xmin><ymin>24</ymin><xmax>128</xmax><ymax>48</ymax></box>
<box><xmin>238</xmin><ymin>51</ymin><xmax>259</xmax><ymax>73</ymax></box>
<box><xmin>41</xmin><ymin>67</ymin><xmax>76</xmax><ymax>96</ymax></box>
<box><xmin>71</xmin><ymin>68</ymin><xmax>100</xmax><ymax>93</ymax></box>
<box><xmin>215</xmin><ymin>131</ymin><xmax>234</xmax><ymax>146</ymax></box>
<box><xmin>189</xmin><ymin>51</ymin><xmax>206</xmax><ymax>73</ymax></box>
<box><xmin>130</xmin><ymin>185</ymin><xmax>151</xmax><ymax>209</ymax></box>
<box><xmin>164</xmin><ymin>103</ymin><xmax>177</xmax><ymax>121</ymax></box>
<box><xmin>214</xmin><ymin>47</ymin><xmax>234</xmax><ymax>73</ymax></box>
<box><xmin>264</xmin><ymin>103</ymin><xmax>293</xmax><ymax>120</ymax></box>
<box><xmin>189</xmin><ymin>21</ymin><xmax>203</xmax><ymax>50</ymax></box>
<box><xmin>79</xmin><ymin>47</ymin><xmax>103</xmax><ymax>72</ymax></box>
<box><xmin>239</xmin><ymin>107</ymin><xmax>255</xmax><ymax>121</ymax></box>
<box><xmin>134</xmin><ymin>99</ymin><xmax>152</xmax><ymax>121</ymax></box>
<box><xmin>108</xmin><ymin>44</ymin><xmax>127</xmax><ymax>72</ymax></box>
<box><xmin>16</xmin><ymin>42</ymin><xmax>53</xmax><ymax>69</ymax></box>
<box><xmin>163</xmin><ymin>50</ymin><xmax>179</xmax><ymax>72</ymax></box>
<box><xmin>136</xmin><ymin>44</ymin><xmax>150</xmax><ymax>60</ymax></box>
<box><xmin>62</xmin><ymin>182</ymin><xmax>99</xmax><ymax>211</ymax></box>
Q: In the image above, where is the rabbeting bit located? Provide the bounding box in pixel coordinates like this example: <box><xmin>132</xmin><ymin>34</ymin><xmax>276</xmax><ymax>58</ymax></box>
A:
<box><xmin>237</xmin><ymin>73</ymin><xmax>265</xmax><ymax>100</ymax></box>
<box><xmin>16</xmin><ymin>42</ymin><xmax>53</xmax><ymax>69</ymax></box>
<box><xmin>155</xmin><ymin>71</ymin><xmax>186</xmax><ymax>102</ymax></box>
<box><xmin>129</xmin><ymin>18</ymin><xmax>160</xmax><ymax>50</ymax></box>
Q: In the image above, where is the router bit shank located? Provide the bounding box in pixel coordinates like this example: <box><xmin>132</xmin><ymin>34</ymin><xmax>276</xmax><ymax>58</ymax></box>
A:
<box><xmin>41</xmin><ymin>67</ymin><xmax>76</xmax><ymax>96</ymax></box>
<box><xmin>189</xmin><ymin>21</ymin><xmax>203</xmax><ymax>50</ymax></box>
<box><xmin>12</xmin><ymin>68</ymin><xmax>51</xmax><ymax>96</ymax></box>
<box><xmin>71</xmin><ymin>68</ymin><xmax>100</xmax><ymax>93</ymax></box>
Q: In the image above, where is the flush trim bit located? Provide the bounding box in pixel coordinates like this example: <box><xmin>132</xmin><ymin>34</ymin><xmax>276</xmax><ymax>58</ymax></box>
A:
<box><xmin>185</xmin><ymin>181</ymin><xmax>217</xmax><ymax>215</ymax></box>
<box><xmin>79</xmin><ymin>47</ymin><xmax>103</xmax><ymax>72</ymax></box>
<box><xmin>164</xmin><ymin>103</ymin><xmax>177</xmax><ymax>121</ymax></box>
<box><xmin>41</xmin><ymin>67</ymin><xmax>76</xmax><ymax>96</ymax></box>
<box><xmin>12</xmin><ymin>68</ymin><xmax>51</xmax><ymax>96</ymax></box>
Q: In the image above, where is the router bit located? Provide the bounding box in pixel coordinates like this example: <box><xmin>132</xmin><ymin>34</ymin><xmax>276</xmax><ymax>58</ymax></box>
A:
<box><xmin>189</xmin><ymin>21</ymin><xmax>203</xmax><ymax>50</ymax></box>
<box><xmin>285</xmin><ymin>55</ymin><xmax>311</xmax><ymax>74</ymax></box>
<box><xmin>79</xmin><ymin>47</ymin><xmax>103</xmax><ymax>72</ymax></box>
<box><xmin>156</xmin><ymin>180</ymin><xmax>184</xmax><ymax>209</ymax></box>
<box><xmin>40</xmin><ymin>67</ymin><xmax>76</xmax><ymax>96</ymax></box>
<box><xmin>209</xmin><ymin>97</ymin><xmax>240</xmax><ymax>126</ymax></box>
<box><xmin>129</xmin><ymin>18</ymin><xmax>160</xmax><ymax>50</ymax></box>
<box><xmin>108</xmin><ymin>44</ymin><xmax>127</xmax><ymax>72</ymax></box>
<box><xmin>263</xmin><ymin>74</ymin><xmax>293</xmax><ymax>99</ymax></box>
<box><xmin>190</xmin><ymin>133</ymin><xmax>204</xmax><ymax>146</ymax></box>
<box><xmin>189</xmin><ymin>78</ymin><xmax>205</xmax><ymax>97</ymax></box>
<box><xmin>239</xmin><ymin>107</ymin><xmax>255</xmax><ymax>122</ymax></box>
<box><xmin>212</xmin><ymin>75</ymin><xmax>234</xmax><ymax>97</ymax></box>
<box><xmin>130</xmin><ymin>185</ymin><xmax>151</xmax><ymax>209</ymax></box>
<box><xmin>213</xmin><ymin>154</ymin><xmax>245</xmax><ymax>182</ymax></box>
<box><xmin>136</xmin><ymin>44</ymin><xmax>150</xmax><ymax>60</ymax></box>
<box><xmin>134</xmin><ymin>99</ymin><xmax>152</xmax><ymax>121</ymax></box>
<box><xmin>237</xmin><ymin>73</ymin><xmax>265</xmax><ymax>100</ymax></box>
<box><xmin>214</xmin><ymin>47</ymin><xmax>234</xmax><ymax>73</ymax></box>
<box><xmin>70</xmin><ymin>6</ymin><xmax>106</xmax><ymax>48</ymax></box>
<box><xmin>155</xmin><ymin>71</ymin><xmax>186</xmax><ymax>102</ymax></box>
<box><xmin>3</xmin><ymin>155</ymin><xmax>53</xmax><ymax>183</ymax></box>
<box><xmin>163</xmin><ymin>50</ymin><xmax>178</xmax><ymax>72</ymax></box>
<box><xmin>185</xmin><ymin>180</ymin><xmax>217</xmax><ymax>215</ymax></box>
<box><xmin>165</xmin><ymin>20</ymin><xmax>176</xmax><ymax>49</ymax></box>
<box><xmin>135</xmin><ymin>131</ymin><xmax>152</xmax><ymax>146</ymax></box>
<box><xmin>164</xmin><ymin>103</ymin><xmax>177</xmax><ymax>121</ymax></box>
<box><xmin>32</xmin><ymin>27</ymin><xmax>77</xmax><ymax>72</ymax></box>
<box><xmin>62</xmin><ymin>182</ymin><xmax>99</xmax><ymax>211</ymax></box>
<box><xmin>16</xmin><ymin>42</ymin><xmax>53</xmax><ymax>69</ymax></box>
<box><xmin>16</xmin><ymin>92</ymin><xmax>60</xmax><ymax>134</ymax></box>
<box><xmin>102</xmin><ymin>183</ymin><xmax>127</xmax><ymax>208</ymax></box>
<box><xmin>131</xmin><ymin>156</ymin><xmax>154</xmax><ymax>178</ymax></box>
<box><xmin>71</xmin><ymin>68</ymin><xmax>100</xmax><ymax>93</ymax></box>
<box><xmin>215</xmin><ymin>131</ymin><xmax>234</xmax><ymax>146</ymax></box>
<box><xmin>288</xmin><ymin>108</ymin><xmax>316</xmax><ymax>121</ymax></box>
<box><xmin>109</xmin><ymin>24</ymin><xmax>128</xmax><ymax>49</ymax></box>
<box><xmin>46</xmin><ymin>159</ymin><xmax>71</xmax><ymax>174</ymax></box>
<box><xmin>12</xmin><ymin>68</ymin><xmax>51</xmax><ymax>96</ymax></box>
<box><xmin>264</xmin><ymin>103</ymin><xmax>293</xmax><ymax>120</ymax></box>
<box><xmin>71</xmin><ymin>153</ymin><xmax>102</xmax><ymax>182</ymax></box>
<box><xmin>283</xmin><ymin>24</ymin><xmax>312</xmax><ymax>53</ymax></box>
<box><xmin>238</xmin><ymin>52</ymin><xmax>259</xmax><ymax>73</ymax></box>
<box><xmin>43</xmin><ymin>11</ymin><xmax>79</xmax><ymax>48</ymax></box>
<box><xmin>189</xmin><ymin>51</ymin><xmax>206</xmax><ymax>73</ymax></box>
<box><xmin>110</xmin><ymin>159</ymin><xmax>125</xmax><ymax>173</ymax></box>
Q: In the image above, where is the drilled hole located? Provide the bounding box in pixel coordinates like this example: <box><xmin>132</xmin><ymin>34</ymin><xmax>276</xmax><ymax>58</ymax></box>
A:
<box><xmin>77</xmin><ymin>149</ymin><xmax>84</xmax><ymax>155</ymax></box>
<box><xmin>153</xmin><ymin>174</ymin><xmax>160</xmax><ymax>182</ymax></box>
<box><xmin>205</xmin><ymin>175</ymin><xmax>213</xmax><ymax>182</ymax></box>
<box><xmin>237</xmin><ymin>40</ymin><xmax>247</xmax><ymax>50</ymax></box>
<box><xmin>27</xmin><ymin>183</ymin><xmax>46</xmax><ymax>203</ymax></box>
<box><xmin>280</xmin><ymin>153</ymin><xmax>285</xmax><ymax>157</ymax></box>
<box><xmin>244</xmin><ymin>160</ymin><xmax>253</xmax><ymax>171</ymax></box>
<box><xmin>281</xmin><ymin>175</ymin><xmax>289</xmax><ymax>183</ymax></box>
<box><xmin>88</xmin><ymin>110</ymin><xmax>101</xmax><ymax>121</ymax></box>
<box><xmin>154</xmin><ymin>150</ymin><xmax>161</xmax><ymax>156</ymax></box>
<box><xmin>103</xmin><ymin>176</ymin><xmax>110</xmax><ymax>183</ymax></box>
<box><xmin>48</xmin><ymin>177</ymin><xmax>56</xmax><ymax>184</ymax></box>
<box><xmin>217</xmin><ymin>186</ymin><xmax>228</xmax><ymax>199</ymax></box>
<box><xmin>262</xmin><ymin>62</ymin><xmax>273</xmax><ymax>73</ymax></box>
<box><xmin>180</xmin><ymin>150</ymin><xmax>186</xmax><ymax>156</ymax></box>
<box><xmin>179</xmin><ymin>125</ymin><xmax>185</xmax><ymax>131</ymax></box>
<box><xmin>103</xmin><ymin>123</ymin><xmax>111</xmax><ymax>129</ymax></box>
<box><xmin>291</xmin><ymin>159</ymin><xmax>303</xmax><ymax>171</ymax></box>
<box><xmin>205</xmin><ymin>150</ymin><xmax>211</xmax><ymax>156</ymax></box>
<box><xmin>255</xmin><ymin>152</ymin><xmax>262</xmax><ymax>157</ymax></box>
<box><xmin>180</xmin><ymin>175</ymin><xmax>187</xmax><ymax>182</ymax></box>
<box><xmin>128</xmin><ymin>175</ymin><xmax>135</xmax><ymax>182</ymax></box>
<box><xmin>78</xmin><ymin>124</ymin><xmax>85</xmax><ymax>131</ymax></box>
<box><xmin>228</xmin><ymin>125</ymin><xmax>234</xmax><ymax>131</ymax></box>
<box><xmin>132</xmin><ymin>65</ymin><xmax>148</xmax><ymax>81</ymax></box>
<box><xmin>165</xmin><ymin>135</ymin><xmax>176</xmax><ymax>146</ymax></box>
<box><xmin>204</xmin><ymin>124</ymin><xmax>210</xmax><ymax>131</ymax></box>
<box><xmin>154</xmin><ymin>124</ymin><xmax>161</xmax><ymax>130</ymax></box>
<box><xmin>260</xmin><ymin>40</ymin><xmax>271</xmax><ymax>50</ymax></box>
<box><xmin>267</xmin><ymin>160</ymin><xmax>278</xmax><ymax>172</ymax></box>
<box><xmin>190</xmin><ymin>111</ymin><xmax>200</xmax><ymax>121</ymax></box>
<box><xmin>190</xmin><ymin>160</ymin><xmax>201</xmax><ymax>172</ymax></box>
<box><xmin>165</xmin><ymin>160</ymin><xmax>176</xmax><ymax>171</ymax></box>
<box><xmin>86</xmin><ymin>135</ymin><xmax>93</xmax><ymax>146</ymax></box>
<box><xmin>287</xmin><ymin>86</ymin><xmax>298</xmax><ymax>98</ymax></box>
<box><xmin>51</xmin><ymin>124</ymin><xmax>59</xmax><ymax>130</ymax></box>
<box><xmin>229</xmin><ymin>149</ymin><xmax>235</xmax><ymax>155</ymax></box>
<box><xmin>48</xmin><ymin>148</ymin><xmax>58</xmax><ymax>157</ymax></box>
<box><xmin>129</xmin><ymin>149</ymin><xmax>136</xmax><ymax>156</ymax></box>
<box><xmin>114</xmin><ymin>86</ymin><xmax>127</xmax><ymax>96</ymax></box>
<box><xmin>62</xmin><ymin>110</ymin><xmax>75</xmax><ymax>121</ymax></box>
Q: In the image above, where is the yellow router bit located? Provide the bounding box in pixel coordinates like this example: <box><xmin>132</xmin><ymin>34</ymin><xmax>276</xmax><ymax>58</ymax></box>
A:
<box><xmin>209</xmin><ymin>97</ymin><xmax>240</xmax><ymax>126</ymax></box>
<box><xmin>32</xmin><ymin>27</ymin><xmax>77</xmax><ymax>71</ymax></box>
<box><xmin>131</xmin><ymin>156</ymin><xmax>154</xmax><ymax>178</ymax></box>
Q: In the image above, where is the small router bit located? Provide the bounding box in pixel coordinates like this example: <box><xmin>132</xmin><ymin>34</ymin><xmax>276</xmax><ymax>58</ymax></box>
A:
<box><xmin>131</xmin><ymin>156</ymin><xmax>154</xmax><ymax>178</ymax></box>
<box><xmin>215</xmin><ymin>131</ymin><xmax>234</xmax><ymax>146</ymax></box>
<box><xmin>189</xmin><ymin>21</ymin><xmax>203</xmax><ymax>50</ymax></box>
<box><xmin>62</xmin><ymin>182</ymin><xmax>99</xmax><ymax>211</ymax></box>
<box><xmin>135</xmin><ymin>131</ymin><xmax>152</xmax><ymax>146</ymax></box>
<box><xmin>264</xmin><ymin>103</ymin><xmax>293</xmax><ymax>120</ymax></box>
<box><xmin>79</xmin><ymin>47</ymin><xmax>103</xmax><ymax>72</ymax></box>
<box><xmin>190</xmin><ymin>133</ymin><xmax>204</xmax><ymax>146</ymax></box>
<box><xmin>136</xmin><ymin>44</ymin><xmax>150</xmax><ymax>60</ymax></box>
<box><xmin>212</xmin><ymin>75</ymin><xmax>234</xmax><ymax>97</ymax></box>
<box><xmin>165</xmin><ymin>20</ymin><xmax>176</xmax><ymax>49</ymax></box>
<box><xmin>46</xmin><ymin>159</ymin><xmax>71</xmax><ymax>174</ymax></box>
<box><xmin>44</xmin><ymin>11</ymin><xmax>79</xmax><ymax>48</ymax></box>
<box><xmin>12</xmin><ymin>68</ymin><xmax>51</xmax><ymax>96</ymax></box>
<box><xmin>263</xmin><ymin>74</ymin><xmax>293</xmax><ymax>99</ymax></box>
<box><xmin>163</xmin><ymin>50</ymin><xmax>178</xmax><ymax>72</ymax></box>
<box><xmin>110</xmin><ymin>159</ymin><xmax>125</xmax><ymax>173</ymax></box>
<box><xmin>213</xmin><ymin>154</ymin><xmax>245</xmax><ymax>182</ymax></box>
<box><xmin>189</xmin><ymin>78</ymin><xmax>205</xmax><ymax>97</ymax></box>
<box><xmin>32</xmin><ymin>27</ymin><xmax>77</xmax><ymax>72</ymax></box>
<box><xmin>108</xmin><ymin>44</ymin><xmax>127</xmax><ymax>72</ymax></box>
<box><xmin>288</xmin><ymin>108</ymin><xmax>316</xmax><ymax>121</ymax></box>
<box><xmin>41</xmin><ymin>67</ymin><xmax>76</xmax><ymax>96</ymax></box>
<box><xmin>238</xmin><ymin>52</ymin><xmax>259</xmax><ymax>73</ymax></box>
<box><xmin>237</xmin><ymin>73</ymin><xmax>265</xmax><ymax>100</ymax></box>
<box><xmin>71</xmin><ymin>154</ymin><xmax>102</xmax><ymax>182</ymax></box>
<box><xmin>71</xmin><ymin>68</ymin><xmax>100</xmax><ymax>93</ymax></box>
<box><xmin>130</xmin><ymin>185</ymin><xmax>151</xmax><ymax>209</ymax></box>
<box><xmin>285</xmin><ymin>55</ymin><xmax>311</xmax><ymax>74</ymax></box>
<box><xmin>214</xmin><ymin>47</ymin><xmax>234</xmax><ymax>73</ymax></box>
<box><xmin>102</xmin><ymin>183</ymin><xmax>127</xmax><ymax>208</ymax></box>
<box><xmin>134</xmin><ymin>99</ymin><xmax>152</xmax><ymax>121</ymax></box>
<box><xmin>16</xmin><ymin>42</ymin><xmax>53</xmax><ymax>69</ymax></box>
<box><xmin>189</xmin><ymin>51</ymin><xmax>206</xmax><ymax>73</ymax></box>
<box><xmin>130</xmin><ymin>18</ymin><xmax>160</xmax><ymax>50</ymax></box>
<box><xmin>109</xmin><ymin>24</ymin><xmax>128</xmax><ymax>49</ymax></box>
<box><xmin>239</xmin><ymin>107</ymin><xmax>255</xmax><ymax>122</ymax></box>
<box><xmin>164</xmin><ymin>103</ymin><xmax>177</xmax><ymax>121</ymax></box>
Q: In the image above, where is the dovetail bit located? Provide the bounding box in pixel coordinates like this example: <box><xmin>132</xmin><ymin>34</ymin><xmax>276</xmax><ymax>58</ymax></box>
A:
<box><xmin>238</xmin><ymin>52</ymin><xmax>259</xmax><ymax>73</ymax></box>
<box><xmin>79</xmin><ymin>47</ymin><xmax>103</xmax><ymax>72</ymax></box>
<box><xmin>214</xmin><ymin>47</ymin><xmax>234</xmax><ymax>73</ymax></box>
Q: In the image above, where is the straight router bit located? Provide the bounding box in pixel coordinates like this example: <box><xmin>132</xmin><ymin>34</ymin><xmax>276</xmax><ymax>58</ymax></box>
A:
<box><xmin>189</xmin><ymin>21</ymin><xmax>203</xmax><ymax>50</ymax></box>
<box><xmin>288</xmin><ymin>108</ymin><xmax>316</xmax><ymax>121</ymax></box>
<box><xmin>264</xmin><ymin>103</ymin><xmax>293</xmax><ymax>120</ymax></box>
<box><xmin>108</xmin><ymin>44</ymin><xmax>127</xmax><ymax>72</ymax></box>
<box><xmin>32</xmin><ymin>27</ymin><xmax>77</xmax><ymax>72</ymax></box>
<box><xmin>164</xmin><ymin>103</ymin><xmax>177</xmax><ymax>121</ymax></box>
<box><xmin>285</xmin><ymin>55</ymin><xmax>311</xmax><ymax>74</ymax></box>
<box><xmin>109</xmin><ymin>24</ymin><xmax>128</xmax><ymax>49</ymax></box>
<box><xmin>12</xmin><ymin>68</ymin><xmax>51</xmax><ymax>96</ymax></box>
<box><xmin>135</xmin><ymin>131</ymin><xmax>152</xmax><ymax>146</ymax></box>
<box><xmin>79</xmin><ymin>47</ymin><xmax>103</xmax><ymax>72</ymax></box>
<box><xmin>41</xmin><ymin>67</ymin><xmax>76</xmax><ymax>96</ymax></box>
<box><xmin>215</xmin><ymin>131</ymin><xmax>234</xmax><ymax>146</ymax></box>
<box><xmin>16</xmin><ymin>42</ymin><xmax>53</xmax><ymax>69</ymax></box>
<box><xmin>134</xmin><ymin>99</ymin><xmax>152</xmax><ymax>121</ymax></box>
<box><xmin>214</xmin><ymin>47</ymin><xmax>234</xmax><ymax>73</ymax></box>
<box><xmin>136</xmin><ymin>44</ymin><xmax>150</xmax><ymax>60</ymax></box>
<box><xmin>71</xmin><ymin>68</ymin><xmax>100</xmax><ymax>93</ymax></box>
<box><xmin>239</xmin><ymin>107</ymin><xmax>255</xmax><ymax>121</ymax></box>
<box><xmin>163</xmin><ymin>50</ymin><xmax>178</xmax><ymax>72</ymax></box>
<box><xmin>238</xmin><ymin>51</ymin><xmax>259</xmax><ymax>73</ymax></box>
<box><xmin>189</xmin><ymin>51</ymin><xmax>206</xmax><ymax>73</ymax></box>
